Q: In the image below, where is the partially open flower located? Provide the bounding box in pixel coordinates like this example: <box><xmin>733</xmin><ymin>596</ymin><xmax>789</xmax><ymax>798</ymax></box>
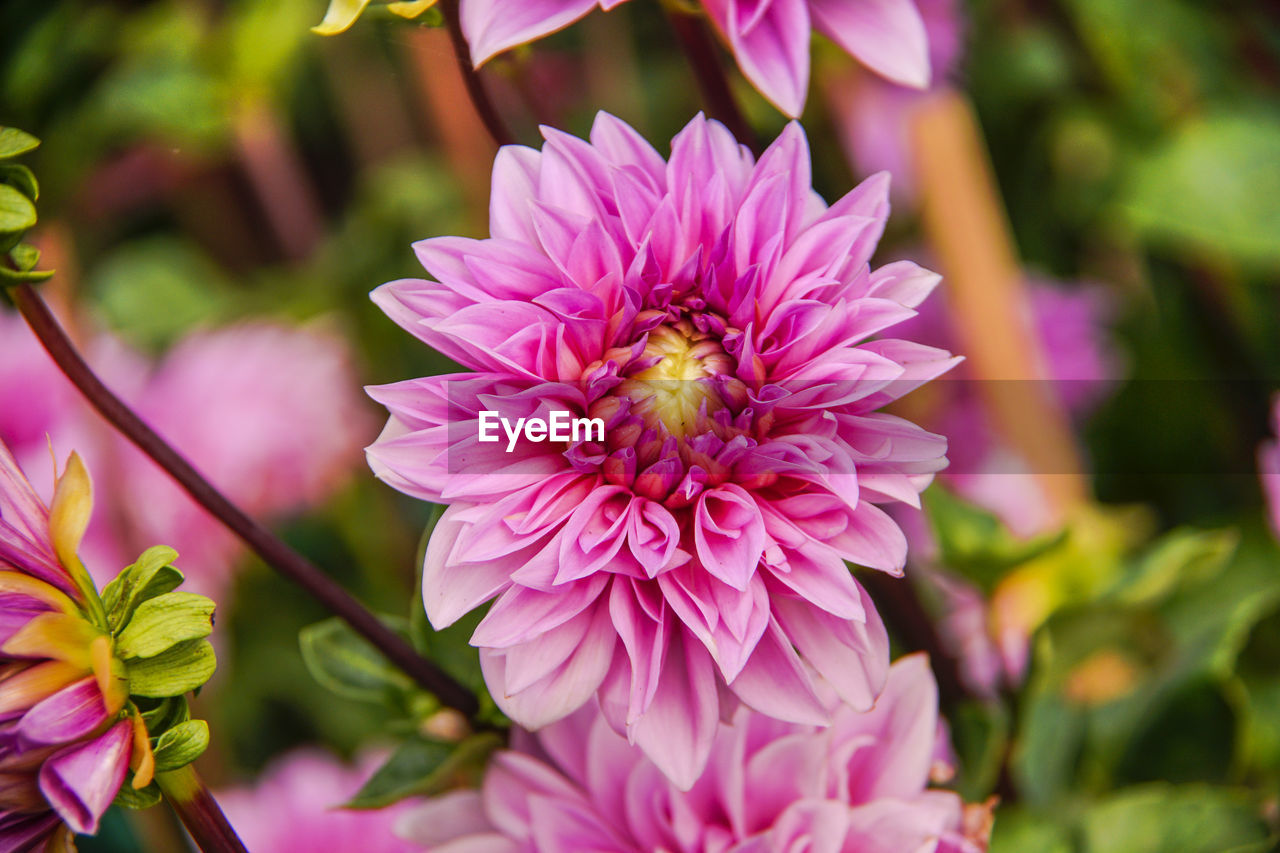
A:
<box><xmin>368</xmin><ymin>113</ymin><xmax>954</xmax><ymax>787</ymax></box>
<box><xmin>399</xmin><ymin>655</ymin><xmax>992</xmax><ymax>852</ymax></box>
<box><xmin>0</xmin><ymin>440</ymin><xmax>217</xmax><ymax>850</ymax></box>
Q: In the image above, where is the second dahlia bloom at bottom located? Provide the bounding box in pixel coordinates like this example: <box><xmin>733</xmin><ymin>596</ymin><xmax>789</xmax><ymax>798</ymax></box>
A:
<box><xmin>399</xmin><ymin>655</ymin><xmax>991</xmax><ymax>853</ymax></box>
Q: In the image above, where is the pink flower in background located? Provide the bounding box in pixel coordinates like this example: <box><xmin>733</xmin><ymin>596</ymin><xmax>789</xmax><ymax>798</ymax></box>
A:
<box><xmin>217</xmin><ymin>749</ymin><xmax>418</xmax><ymax>853</ymax></box>
<box><xmin>368</xmin><ymin>112</ymin><xmax>955</xmax><ymax>787</ymax></box>
<box><xmin>0</xmin><ymin>310</ymin><xmax>374</xmax><ymax>601</ymax></box>
<box><xmin>0</xmin><ymin>441</ymin><xmax>133</xmax><ymax>848</ymax></box>
<box><xmin>114</xmin><ymin>323</ymin><xmax>376</xmax><ymax>598</ymax></box>
<box><xmin>399</xmin><ymin>655</ymin><xmax>992</xmax><ymax>852</ymax></box>
<box><xmin>828</xmin><ymin>0</ymin><xmax>963</xmax><ymax>202</ymax></box>
<box><xmin>461</xmin><ymin>0</ymin><xmax>931</xmax><ymax>116</ymax></box>
<box><xmin>1260</xmin><ymin>396</ymin><xmax>1280</xmax><ymax>539</ymax></box>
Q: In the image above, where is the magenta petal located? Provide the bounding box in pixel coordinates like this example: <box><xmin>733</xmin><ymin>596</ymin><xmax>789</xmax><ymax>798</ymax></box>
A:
<box><xmin>38</xmin><ymin>719</ymin><xmax>132</xmax><ymax>835</ymax></box>
<box><xmin>810</xmin><ymin>0</ymin><xmax>931</xmax><ymax>88</ymax></box>
<box><xmin>705</xmin><ymin>0</ymin><xmax>813</xmax><ymax>117</ymax></box>
<box><xmin>694</xmin><ymin>485</ymin><xmax>766</xmax><ymax>590</ymax></box>
<box><xmin>773</xmin><ymin>589</ymin><xmax>888</xmax><ymax>711</ymax></box>
<box><xmin>18</xmin><ymin>676</ymin><xmax>109</xmax><ymax>745</ymax></box>
<box><xmin>629</xmin><ymin>631</ymin><xmax>719</xmax><ymax>790</ymax></box>
<box><xmin>462</xmin><ymin>0</ymin><xmax>602</xmax><ymax>66</ymax></box>
<box><xmin>728</xmin><ymin>620</ymin><xmax>829</xmax><ymax>726</ymax></box>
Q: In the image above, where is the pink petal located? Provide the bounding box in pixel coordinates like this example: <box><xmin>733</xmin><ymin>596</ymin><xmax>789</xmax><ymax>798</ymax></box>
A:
<box><xmin>628</xmin><ymin>631</ymin><xmax>720</xmax><ymax>790</ymax></box>
<box><xmin>694</xmin><ymin>485</ymin><xmax>766</xmax><ymax>590</ymax></box>
<box><xmin>704</xmin><ymin>0</ymin><xmax>813</xmax><ymax>117</ymax></box>
<box><xmin>39</xmin><ymin>719</ymin><xmax>132</xmax><ymax>834</ymax></box>
<box><xmin>462</xmin><ymin>0</ymin><xmax>602</xmax><ymax>67</ymax></box>
<box><xmin>810</xmin><ymin>0</ymin><xmax>931</xmax><ymax>88</ymax></box>
<box><xmin>18</xmin><ymin>676</ymin><xmax>109</xmax><ymax>745</ymax></box>
<box><xmin>727</xmin><ymin>619</ymin><xmax>828</xmax><ymax>726</ymax></box>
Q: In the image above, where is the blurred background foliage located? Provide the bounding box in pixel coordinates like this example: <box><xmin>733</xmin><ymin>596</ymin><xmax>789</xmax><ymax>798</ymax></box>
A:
<box><xmin>2</xmin><ymin>0</ymin><xmax>1279</xmax><ymax>850</ymax></box>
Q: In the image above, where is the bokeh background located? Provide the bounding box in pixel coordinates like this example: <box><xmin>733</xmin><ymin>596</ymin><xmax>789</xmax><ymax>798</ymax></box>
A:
<box><xmin>2</xmin><ymin>0</ymin><xmax>1279</xmax><ymax>849</ymax></box>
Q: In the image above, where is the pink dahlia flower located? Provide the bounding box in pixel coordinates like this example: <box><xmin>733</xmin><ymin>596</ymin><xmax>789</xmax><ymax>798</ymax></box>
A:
<box><xmin>461</xmin><ymin>0</ymin><xmax>930</xmax><ymax>117</ymax></box>
<box><xmin>1260</xmin><ymin>396</ymin><xmax>1280</xmax><ymax>540</ymax></box>
<box><xmin>0</xmin><ymin>310</ymin><xmax>374</xmax><ymax>601</ymax></box>
<box><xmin>399</xmin><ymin>654</ymin><xmax>992</xmax><ymax>852</ymax></box>
<box><xmin>0</xmin><ymin>441</ymin><xmax>135</xmax><ymax>849</ymax></box>
<box><xmin>217</xmin><ymin>749</ymin><xmax>418</xmax><ymax>853</ymax></box>
<box><xmin>114</xmin><ymin>323</ymin><xmax>376</xmax><ymax>597</ymax></box>
<box><xmin>367</xmin><ymin>113</ymin><xmax>955</xmax><ymax>787</ymax></box>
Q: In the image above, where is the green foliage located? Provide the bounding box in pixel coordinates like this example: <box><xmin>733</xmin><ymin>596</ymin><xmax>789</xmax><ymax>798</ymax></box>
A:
<box><xmin>925</xmin><ymin>486</ymin><xmax>1068</xmax><ymax>591</ymax></box>
<box><xmin>299</xmin><ymin>615</ymin><xmax>415</xmax><ymax>704</ymax></box>
<box><xmin>102</xmin><ymin>546</ymin><xmax>184</xmax><ymax>631</ymax></box>
<box><xmin>151</xmin><ymin>719</ymin><xmax>211</xmax><ymax>772</ymax></box>
<box><xmin>115</xmin><ymin>592</ymin><xmax>216</xmax><ymax>659</ymax></box>
<box><xmin>344</xmin><ymin>731</ymin><xmax>500</xmax><ymax>809</ymax></box>
<box><xmin>125</xmin><ymin>639</ymin><xmax>218</xmax><ymax>698</ymax></box>
<box><xmin>1121</xmin><ymin>112</ymin><xmax>1280</xmax><ymax>270</ymax></box>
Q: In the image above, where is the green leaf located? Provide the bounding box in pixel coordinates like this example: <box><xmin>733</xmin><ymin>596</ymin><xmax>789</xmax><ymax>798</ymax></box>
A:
<box><xmin>125</xmin><ymin>639</ymin><xmax>216</xmax><ymax>698</ymax></box>
<box><xmin>0</xmin><ymin>184</ymin><xmax>37</xmax><ymax>233</ymax></box>
<box><xmin>115</xmin><ymin>592</ymin><xmax>215</xmax><ymax>659</ymax></box>
<box><xmin>102</xmin><ymin>546</ymin><xmax>183</xmax><ymax>631</ymax></box>
<box><xmin>345</xmin><ymin>732</ymin><xmax>501</xmax><ymax>809</ymax></box>
<box><xmin>989</xmin><ymin>808</ymin><xmax>1073</xmax><ymax>853</ymax></box>
<box><xmin>299</xmin><ymin>617</ymin><xmax>413</xmax><ymax>703</ymax></box>
<box><xmin>151</xmin><ymin>719</ymin><xmax>210</xmax><ymax>772</ymax></box>
<box><xmin>1121</xmin><ymin>111</ymin><xmax>1280</xmax><ymax>270</ymax></box>
<box><xmin>113</xmin><ymin>777</ymin><xmax>162</xmax><ymax>810</ymax></box>
<box><xmin>0</xmin><ymin>164</ymin><xmax>38</xmax><ymax>201</ymax></box>
<box><xmin>0</xmin><ymin>128</ymin><xmax>39</xmax><ymax>159</ymax></box>
<box><xmin>924</xmin><ymin>486</ymin><xmax>1067</xmax><ymax>590</ymax></box>
<box><xmin>1080</xmin><ymin>784</ymin><xmax>1271</xmax><ymax>853</ymax></box>
<box><xmin>1113</xmin><ymin>528</ymin><xmax>1238</xmax><ymax>605</ymax></box>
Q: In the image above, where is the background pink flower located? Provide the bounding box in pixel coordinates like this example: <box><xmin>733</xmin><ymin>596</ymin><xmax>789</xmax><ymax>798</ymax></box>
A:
<box><xmin>368</xmin><ymin>112</ymin><xmax>955</xmax><ymax>787</ymax></box>
<box><xmin>399</xmin><ymin>655</ymin><xmax>991</xmax><ymax>853</ymax></box>
<box><xmin>461</xmin><ymin>0</ymin><xmax>930</xmax><ymax>116</ymax></box>
<box><xmin>1259</xmin><ymin>395</ymin><xmax>1280</xmax><ymax>540</ymax></box>
<box><xmin>0</xmin><ymin>310</ymin><xmax>375</xmax><ymax>601</ymax></box>
<box><xmin>217</xmin><ymin>749</ymin><xmax>418</xmax><ymax>853</ymax></box>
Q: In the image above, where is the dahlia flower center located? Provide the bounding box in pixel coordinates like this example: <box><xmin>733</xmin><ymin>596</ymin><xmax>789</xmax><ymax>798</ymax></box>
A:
<box><xmin>619</xmin><ymin>321</ymin><xmax>734</xmax><ymax>439</ymax></box>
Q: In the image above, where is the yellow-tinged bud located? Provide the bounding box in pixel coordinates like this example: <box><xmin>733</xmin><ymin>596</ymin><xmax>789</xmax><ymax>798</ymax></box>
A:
<box><xmin>91</xmin><ymin>635</ymin><xmax>129</xmax><ymax>714</ymax></box>
<box><xmin>49</xmin><ymin>452</ymin><xmax>93</xmax><ymax>574</ymax></box>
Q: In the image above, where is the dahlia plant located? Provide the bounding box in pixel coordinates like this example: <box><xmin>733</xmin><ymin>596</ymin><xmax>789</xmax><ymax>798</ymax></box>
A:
<box><xmin>399</xmin><ymin>655</ymin><xmax>992</xmax><ymax>852</ymax></box>
<box><xmin>0</xmin><ymin>439</ymin><xmax>218</xmax><ymax>850</ymax></box>
<box><xmin>367</xmin><ymin>111</ymin><xmax>955</xmax><ymax>787</ymax></box>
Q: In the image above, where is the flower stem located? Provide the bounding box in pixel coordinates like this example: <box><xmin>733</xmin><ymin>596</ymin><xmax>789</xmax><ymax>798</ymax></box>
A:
<box><xmin>8</xmin><ymin>283</ymin><xmax>481</xmax><ymax>719</ymax></box>
<box><xmin>155</xmin><ymin>765</ymin><xmax>247</xmax><ymax>853</ymax></box>
<box><xmin>438</xmin><ymin>0</ymin><xmax>517</xmax><ymax>147</ymax></box>
<box><xmin>664</xmin><ymin>5</ymin><xmax>760</xmax><ymax>154</ymax></box>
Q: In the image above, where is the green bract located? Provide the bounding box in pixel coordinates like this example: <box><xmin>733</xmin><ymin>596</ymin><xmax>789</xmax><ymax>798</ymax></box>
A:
<box><xmin>0</xmin><ymin>126</ymin><xmax>52</xmax><ymax>284</ymax></box>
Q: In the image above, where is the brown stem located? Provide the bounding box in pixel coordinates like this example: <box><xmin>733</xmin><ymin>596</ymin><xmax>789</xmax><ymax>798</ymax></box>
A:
<box><xmin>665</xmin><ymin>7</ymin><xmax>760</xmax><ymax>154</ymax></box>
<box><xmin>9</xmin><ymin>283</ymin><xmax>480</xmax><ymax>718</ymax></box>
<box><xmin>439</xmin><ymin>0</ymin><xmax>517</xmax><ymax>147</ymax></box>
<box><xmin>156</xmin><ymin>766</ymin><xmax>247</xmax><ymax>853</ymax></box>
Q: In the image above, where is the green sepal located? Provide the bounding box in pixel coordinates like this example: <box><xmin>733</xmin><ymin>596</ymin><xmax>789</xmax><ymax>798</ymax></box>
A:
<box><xmin>137</xmin><ymin>695</ymin><xmax>191</xmax><ymax>734</ymax></box>
<box><xmin>102</xmin><ymin>546</ymin><xmax>184</xmax><ymax>631</ymax></box>
<box><xmin>113</xmin><ymin>776</ymin><xmax>163</xmax><ymax>810</ymax></box>
<box><xmin>0</xmin><ymin>164</ymin><xmax>37</xmax><ymax>202</ymax></box>
<box><xmin>0</xmin><ymin>184</ymin><xmax>37</xmax><ymax>234</ymax></box>
<box><xmin>0</xmin><ymin>128</ymin><xmax>39</xmax><ymax>160</ymax></box>
<box><xmin>344</xmin><ymin>731</ymin><xmax>501</xmax><ymax>810</ymax></box>
<box><xmin>115</xmin><ymin>591</ymin><xmax>215</xmax><ymax>659</ymax></box>
<box><xmin>151</xmin><ymin>719</ymin><xmax>210</xmax><ymax>772</ymax></box>
<box><xmin>125</xmin><ymin>639</ymin><xmax>216</xmax><ymax>698</ymax></box>
<box><xmin>299</xmin><ymin>616</ymin><xmax>414</xmax><ymax>703</ymax></box>
<box><xmin>0</xmin><ymin>259</ymin><xmax>53</xmax><ymax>283</ymax></box>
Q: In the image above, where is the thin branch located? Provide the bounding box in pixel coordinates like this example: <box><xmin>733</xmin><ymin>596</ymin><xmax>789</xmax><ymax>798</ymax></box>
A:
<box><xmin>156</xmin><ymin>766</ymin><xmax>247</xmax><ymax>853</ymax></box>
<box><xmin>438</xmin><ymin>0</ymin><xmax>517</xmax><ymax>147</ymax></box>
<box><xmin>9</xmin><ymin>283</ymin><xmax>480</xmax><ymax>719</ymax></box>
<box><xmin>665</xmin><ymin>7</ymin><xmax>759</xmax><ymax>154</ymax></box>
